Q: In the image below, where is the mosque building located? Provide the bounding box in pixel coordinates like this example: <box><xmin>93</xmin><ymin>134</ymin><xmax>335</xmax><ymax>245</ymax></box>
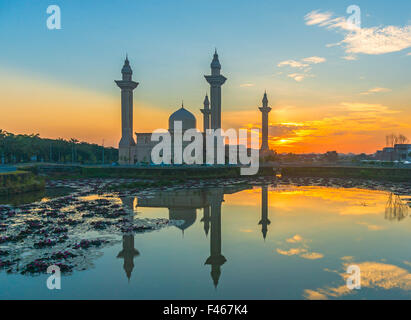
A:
<box><xmin>115</xmin><ymin>51</ymin><xmax>272</xmax><ymax>165</ymax></box>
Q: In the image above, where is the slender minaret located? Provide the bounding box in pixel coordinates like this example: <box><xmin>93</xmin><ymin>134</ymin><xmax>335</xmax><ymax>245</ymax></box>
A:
<box><xmin>259</xmin><ymin>185</ymin><xmax>271</xmax><ymax>240</ymax></box>
<box><xmin>115</xmin><ymin>56</ymin><xmax>139</xmax><ymax>164</ymax></box>
<box><xmin>204</xmin><ymin>50</ymin><xmax>227</xmax><ymax>130</ymax></box>
<box><xmin>259</xmin><ymin>92</ymin><xmax>272</xmax><ymax>151</ymax></box>
<box><xmin>200</xmin><ymin>94</ymin><xmax>211</xmax><ymax>132</ymax></box>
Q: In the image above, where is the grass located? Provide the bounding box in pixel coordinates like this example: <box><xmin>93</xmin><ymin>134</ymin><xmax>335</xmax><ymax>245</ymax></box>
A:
<box><xmin>0</xmin><ymin>171</ymin><xmax>45</xmax><ymax>196</ymax></box>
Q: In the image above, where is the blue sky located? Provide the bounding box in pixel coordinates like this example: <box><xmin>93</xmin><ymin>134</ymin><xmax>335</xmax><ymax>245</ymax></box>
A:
<box><xmin>0</xmin><ymin>0</ymin><xmax>410</xmax><ymax>152</ymax></box>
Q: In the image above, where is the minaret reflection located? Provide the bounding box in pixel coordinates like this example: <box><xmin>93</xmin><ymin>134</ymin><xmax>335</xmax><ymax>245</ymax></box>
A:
<box><xmin>135</xmin><ymin>186</ymin><xmax>251</xmax><ymax>288</ymax></box>
<box><xmin>201</xmin><ymin>206</ymin><xmax>211</xmax><ymax>237</ymax></box>
<box><xmin>117</xmin><ymin>196</ymin><xmax>139</xmax><ymax>281</ymax></box>
<box><xmin>205</xmin><ymin>191</ymin><xmax>226</xmax><ymax>288</ymax></box>
<box><xmin>259</xmin><ymin>185</ymin><xmax>271</xmax><ymax>240</ymax></box>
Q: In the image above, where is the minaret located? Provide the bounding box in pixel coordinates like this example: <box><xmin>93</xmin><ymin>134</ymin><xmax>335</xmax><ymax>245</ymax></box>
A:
<box><xmin>259</xmin><ymin>185</ymin><xmax>271</xmax><ymax>240</ymax></box>
<box><xmin>205</xmin><ymin>192</ymin><xmax>226</xmax><ymax>288</ymax></box>
<box><xmin>204</xmin><ymin>50</ymin><xmax>227</xmax><ymax>130</ymax></box>
<box><xmin>200</xmin><ymin>94</ymin><xmax>211</xmax><ymax>132</ymax></box>
<box><xmin>259</xmin><ymin>92</ymin><xmax>272</xmax><ymax>151</ymax></box>
<box><xmin>115</xmin><ymin>56</ymin><xmax>139</xmax><ymax>164</ymax></box>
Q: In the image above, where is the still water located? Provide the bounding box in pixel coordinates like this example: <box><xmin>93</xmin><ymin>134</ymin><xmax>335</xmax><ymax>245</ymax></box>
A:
<box><xmin>1</xmin><ymin>183</ymin><xmax>411</xmax><ymax>300</ymax></box>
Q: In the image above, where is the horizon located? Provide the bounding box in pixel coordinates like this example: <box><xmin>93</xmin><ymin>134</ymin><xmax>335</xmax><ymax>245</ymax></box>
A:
<box><xmin>0</xmin><ymin>0</ymin><xmax>410</xmax><ymax>154</ymax></box>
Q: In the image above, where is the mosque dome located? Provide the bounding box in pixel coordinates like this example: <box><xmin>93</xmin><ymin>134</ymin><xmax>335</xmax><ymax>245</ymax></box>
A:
<box><xmin>168</xmin><ymin>105</ymin><xmax>196</xmax><ymax>131</ymax></box>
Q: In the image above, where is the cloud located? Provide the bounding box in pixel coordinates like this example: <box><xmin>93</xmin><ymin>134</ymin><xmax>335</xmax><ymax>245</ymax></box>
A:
<box><xmin>305</xmin><ymin>10</ymin><xmax>411</xmax><ymax>56</ymax></box>
<box><xmin>304</xmin><ymin>261</ymin><xmax>411</xmax><ymax>299</ymax></box>
<box><xmin>300</xmin><ymin>252</ymin><xmax>324</xmax><ymax>260</ymax></box>
<box><xmin>277</xmin><ymin>248</ymin><xmax>306</xmax><ymax>256</ymax></box>
<box><xmin>277</xmin><ymin>235</ymin><xmax>323</xmax><ymax>260</ymax></box>
<box><xmin>360</xmin><ymin>87</ymin><xmax>392</xmax><ymax>95</ymax></box>
<box><xmin>357</xmin><ymin>222</ymin><xmax>385</xmax><ymax>231</ymax></box>
<box><xmin>240</xmin><ymin>83</ymin><xmax>255</xmax><ymax>88</ymax></box>
<box><xmin>304</xmin><ymin>11</ymin><xmax>333</xmax><ymax>26</ymax></box>
<box><xmin>304</xmin><ymin>289</ymin><xmax>328</xmax><ymax>300</ymax></box>
<box><xmin>278</xmin><ymin>56</ymin><xmax>325</xmax><ymax>81</ymax></box>
<box><xmin>286</xmin><ymin>234</ymin><xmax>304</xmax><ymax>243</ymax></box>
<box><xmin>302</xmin><ymin>56</ymin><xmax>326</xmax><ymax>64</ymax></box>
<box><xmin>342</xmin><ymin>55</ymin><xmax>358</xmax><ymax>61</ymax></box>
<box><xmin>278</xmin><ymin>60</ymin><xmax>308</xmax><ymax>68</ymax></box>
<box><xmin>288</xmin><ymin>73</ymin><xmax>305</xmax><ymax>82</ymax></box>
<box><xmin>340</xmin><ymin>102</ymin><xmax>398</xmax><ymax>115</ymax></box>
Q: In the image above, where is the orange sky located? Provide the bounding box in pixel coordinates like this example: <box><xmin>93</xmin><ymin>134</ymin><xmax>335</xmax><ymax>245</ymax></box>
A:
<box><xmin>1</xmin><ymin>68</ymin><xmax>410</xmax><ymax>154</ymax></box>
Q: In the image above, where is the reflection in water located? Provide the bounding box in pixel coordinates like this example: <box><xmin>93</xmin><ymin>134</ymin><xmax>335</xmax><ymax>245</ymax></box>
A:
<box><xmin>259</xmin><ymin>185</ymin><xmax>271</xmax><ymax>240</ymax></box>
<box><xmin>305</xmin><ymin>261</ymin><xmax>411</xmax><ymax>300</ymax></box>
<box><xmin>385</xmin><ymin>193</ymin><xmax>409</xmax><ymax>221</ymax></box>
<box><xmin>132</xmin><ymin>186</ymin><xmax>251</xmax><ymax>287</ymax></box>
<box><xmin>109</xmin><ymin>186</ymin><xmax>411</xmax><ymax>290</ymax></box>
<box><xmin>117</xmin><ymin>197</ymin><xmax>140</xmax><ymax>281</ymax></box>
<box><xmin>201</xmin><ymin>206</ymin><xmax>210</xmax><ymax>237</ymax></box>
<box><xmin>2</xmin><ymin>182</ymin><xmax>411</xmax><ymax>299</ymax></box>
<box><xmin>205</xmin><ymin>191</ymin><xmax>226</xmax><ymax>288</ymax></box>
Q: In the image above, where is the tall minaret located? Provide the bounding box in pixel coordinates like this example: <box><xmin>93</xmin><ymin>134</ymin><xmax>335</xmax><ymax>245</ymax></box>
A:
<box><xmin>204</xmin><ymin>50</ymin><xmax>227</xmax><ymax>130</ymax></box>
<box><xmin>259</xmin><ymin>185</ymin><xmax>271</xmax><ymax>240</ymax></box>
<box><xmin>200</xmin><ymin>94</ymin><xmax>211</xmax><ymax>132</ymax></box>
<box><xmin>115</xmin><ymin>56</ymin><xmax>139</xmax><ymax>164</ymax></box>
<box><xmin>259</xmin><ymin>92</ymin><xmax>272</xmax><ymax>151</ymax></box>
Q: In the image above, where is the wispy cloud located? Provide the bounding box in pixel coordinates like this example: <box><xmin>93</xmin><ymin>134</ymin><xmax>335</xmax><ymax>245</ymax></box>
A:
<box><xmin>302</xmin><ymin>56</ymin><xmax>326</xmax><ymax>64</ymax></box>
<box><xmin>304</xmin><ymin>11</ymin><xmax>333</xmax><ymax>26</ymax></box>
<box><xmin>288</xmin><ymin>73</ymin><xmax>306</xmax><ymax>82</ymax></box>
<box><xmin>342</xmin><ymin>55</ymin><xmax>357</xmax><ymax>61</ymax></box>
<box><xmin>278</xmin><ymin>56</ymin><xmax>326</xmax><ymax>81</ymax></box>
<box><xmin>246</xmin><ymin>101</ymin><xmax>408</xmax><ymax>153</ymax></box>
<box><xmin>304</xmin><ymin>261</ymin><xmax>411</xmax><ymax>300</ymax></box>
<box><xmin>278</xmin><ymin>60</ymin><xmax>308</xmax><ymax>68</ymax></box>
<box><xmin>360</xmin><ymin>87</ymin><xmax>392</xmax><ymax>95</ymax></box>
<box><xmin>305</xmin><ymin>10</ymin><xmax>411</xmax><ymax>57</ymax></box>
<box><xmin>277</xmin><ymin>235</ymin><xmax>323</xmax><ymax>260</ymax></box>
<box><xmin>239</xmin><ymin>83</ymin><xmax>255</xmax><ymax>88</ymax></box>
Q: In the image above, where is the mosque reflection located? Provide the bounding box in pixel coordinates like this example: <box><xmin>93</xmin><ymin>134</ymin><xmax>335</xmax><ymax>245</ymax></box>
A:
<box><xmin>117</xmin><ymin>184</ymin><xmax>272</xmax><ymax>287</ymax></box>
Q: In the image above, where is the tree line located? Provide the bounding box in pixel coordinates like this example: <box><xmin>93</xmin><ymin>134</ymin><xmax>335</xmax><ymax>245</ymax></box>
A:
<box><xmin>385</xmin><ymin>133</ymin><xmax>409</xmax><ymax>147</ymax></box>
<box><xmin>0</xmin><ymin>129</ymin><xmax>118</xmax><ymax>164</ymax></box>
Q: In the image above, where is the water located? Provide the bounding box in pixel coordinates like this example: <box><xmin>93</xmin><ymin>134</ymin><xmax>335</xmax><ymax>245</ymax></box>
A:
<box><xmin>1</xmin><ymin>183</ymin><xmax>411</xmax><ymax>300</ymax></box>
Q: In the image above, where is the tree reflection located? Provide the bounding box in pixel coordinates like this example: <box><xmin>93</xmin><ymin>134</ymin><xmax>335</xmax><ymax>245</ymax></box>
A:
<box><xmin>385</xmin><ymin>193</ymin><xmax>408</xmax><ymax>222</ymax></box>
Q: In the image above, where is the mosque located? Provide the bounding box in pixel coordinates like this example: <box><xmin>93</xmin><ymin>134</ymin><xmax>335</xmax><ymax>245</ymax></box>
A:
<box><xmin>115</xmin><ymin>51</ymin><xmax>273</xmax><ymax>165</ymax></box>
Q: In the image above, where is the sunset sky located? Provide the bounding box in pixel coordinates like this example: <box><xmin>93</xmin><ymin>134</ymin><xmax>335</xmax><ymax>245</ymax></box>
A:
<box><xmin>0</xmin><ymin>0</ymin><xmax>410</xmax><ymax>153</ymax></box>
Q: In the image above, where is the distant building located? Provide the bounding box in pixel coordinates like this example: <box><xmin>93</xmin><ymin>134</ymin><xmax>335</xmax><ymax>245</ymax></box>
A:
<box><xmin>375</xmin><ymin>144</ymin><xmax>411</xmax><ymax>162</ymax></box>
<box><xmin>394</xmin><ymin>144</ymin><xmax>411</xmax><ymax>161</ymax></box>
